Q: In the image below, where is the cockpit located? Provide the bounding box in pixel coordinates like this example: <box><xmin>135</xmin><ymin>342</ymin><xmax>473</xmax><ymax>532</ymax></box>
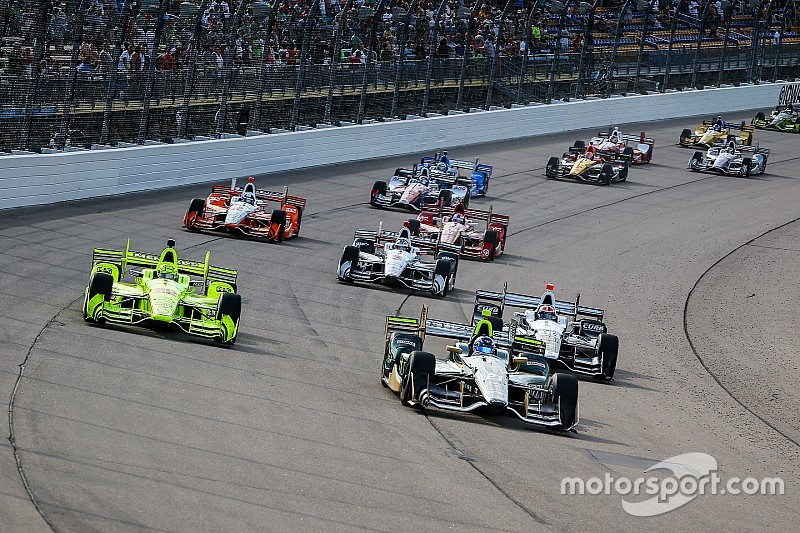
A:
<box><xmin>235</xmin><ymin>178</ymin><xmax>258</xmax><ymax>205</ymax></box>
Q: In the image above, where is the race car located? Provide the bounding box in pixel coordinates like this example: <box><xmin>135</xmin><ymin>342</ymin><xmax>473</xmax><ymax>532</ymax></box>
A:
<box><xmin>419</xmin><ymin>150</ymin><xmax>494</xmax><ymax>196</ymax></box>
<box><xmin>337</xmin><ymin>224</ymin><xmax>458</xmax><ymax>297</ymax></box>
<box><xmin>472</xmin><ymin>282</ymin><xmax>618</xmax><ymax>380</ymax></box>
<box><xmin>370</xmin><ymin>166</ymin><xmax>471</xmax><ymax>211</ymax></box>
<box><xmin>184</xmin><ymin>177</ymin><xmax>305</xmax><ymax>242</ymax></box>
<box><xmin>752</xmin><ymin>104</ymin><xmax>800</xmax><ymax>133</ymax></box>
<box><xmin>688</xmin><ymin>141</ymin><xmax>769</xmax><ymax>177</ymax></box>
<box><xmin>409</xmin><ymin>203</ymin><xmax>509</xmax><ymax>261</ymax></box>
<box><xmin>83</xmin><ymin>239</ymin><xmax>241</xmax><ymax>345</ymax></box>
<box><xmin>380</xmin><ymin>305</ymin><xmax>579</xmax><ymax>430</ymax></box>
<box><xmin>679</xmin><ymin>117</ymin><xmax>754</xmax><ymax>148</ymax></box>
<box><xmin>589</xmin><ymin>128</ymin><xmax>655</xmax><ymax>164</ymax></box>
<box><xmin>545</xmin><ymin>142</ymin><xmax>630</xmax><ymax>185</ymax></box>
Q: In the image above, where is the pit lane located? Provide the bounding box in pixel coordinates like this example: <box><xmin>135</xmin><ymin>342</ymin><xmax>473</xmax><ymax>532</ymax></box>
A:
<box><xmin>1</xmin><ymin>116</ymin><xmax>798</xmax><ymax>531</ymax></box>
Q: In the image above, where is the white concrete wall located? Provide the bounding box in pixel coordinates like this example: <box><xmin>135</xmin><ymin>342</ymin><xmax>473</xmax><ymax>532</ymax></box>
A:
<box><xmin>0</xmin><ymin>82</ymin><xmax>784</xmax><ymax>210</ymax></box>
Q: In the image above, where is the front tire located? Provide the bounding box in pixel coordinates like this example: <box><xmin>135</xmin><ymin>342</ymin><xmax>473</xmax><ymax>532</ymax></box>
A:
<box><xmin>599</xmin><ymin>163</ymin><xmax>613</xmax><ymax>186</ymax></box>
<box><xmin>270</xmin><ymin>210</ymin><xmax>286</xmax><ymax>242</ymax></box>
<box><xmin>371</xmin><ymin>180</ymin><xmax>387</xmax><ymax>206</ymax></box>
<box><xmin>596</xmin><ymin>333</ymin><xmax>618</xmax><ymax>381</ymax></box>
<box><xmin>400</xmin><ymin>351</ymin><xmax>436</xmax><ymax>406</ymax></box>
<box><xmin>550</xmin><ymin>373</ymin><xmax>579</xmax><ymax>430</ymax></box>
<box><xmin>545</xmin><ymin>156</ymin><xmax>560</xmax><ymax>179</ymax></box>
<box><xmin>741</xmin><ymin>157</ymin><xmax>752</xmax><ymax>177</ymax></box>
<box><xmin>438</xmin><ymin>189</ymin><xmax>453</xmax><ymax>207</ymax></box>
<box><xmin>185</xmin><ymin>198</ymin><xmax>205</xmax><ymax>230</ymax></box>
<box><xmin>85</xmin><ymin>272</ymin><xmax>113</xmax><ymax>322</ymax></box>
<box><xmin>338</xmin><ymin>245</ymin><xmax>360</xmax><ymax>282</ymax></box>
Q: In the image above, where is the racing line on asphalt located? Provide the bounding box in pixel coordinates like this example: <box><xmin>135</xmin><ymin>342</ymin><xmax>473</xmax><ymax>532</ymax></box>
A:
<box><xmin>683</xmin><ymin>215</ymin><xmax>800</xmax><ymax>449</ymax></box>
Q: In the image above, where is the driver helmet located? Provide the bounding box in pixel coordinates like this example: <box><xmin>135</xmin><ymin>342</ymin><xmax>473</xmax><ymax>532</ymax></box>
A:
<box><xmin>609</xmin><ymin>128</ymin><xmax>620</xmax><ymax>142</ymax></box>
<box><xmin>157</xmin><ymin>263</ymin><xmax>178</xmax><ymax>280</ymax></box>
<box><xmin>727</xmin><ymin>140</ymin><xmax>736</xmax><ymax>152</ymax></box>
<box><xmin>535</xmin><ymin>305</ymin><xmax>557</xmax><ymax>321</ymax></box>
<box><xmin>395</xmin><ymin>237</ymin><xmax>411</xmax><ymax>252</ymax></box>
<box><xmin>585</xmin><ymin>144</ymin><xmax>596</xmax><ymax>158</ymax></box>
<box><xmin>453</xmin><ymin>213</ymin><xmax>466</xmax><ymax>225</ymax></box>
<box><xmin>713</xmin><ymin>116</ymin><xmax>724</xmax><ymax>130</ymax></box>
<box><xmin>473</xmin><ymin>335</ymin><xmax>496</xmax><ymax>356</ymax></box>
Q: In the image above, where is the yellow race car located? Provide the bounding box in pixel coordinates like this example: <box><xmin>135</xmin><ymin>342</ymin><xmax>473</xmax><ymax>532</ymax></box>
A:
<box><xmin>679</xmin><ymin>117</ymin><xmax>754</xmax><ymax>148</ymax></box>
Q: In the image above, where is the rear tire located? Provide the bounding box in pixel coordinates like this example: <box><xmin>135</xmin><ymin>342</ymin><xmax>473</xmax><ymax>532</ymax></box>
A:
<box><xmin>596</xmin><ymin>333</ymin><xmax>618</xmax><ymax>381</ymax></box>
<box><xmin>85</xmin><ymin>272</ymin><xmax>113</xmax><ymax>321</ymax></box>
<box><xmin>271</xmin><ymin>210</ymin><xmax>286</xmax><ymax>242</ymax></box>
<box><xmin>573</xmin><ymin>140</ymin><xmax>585</xmax><ymax>149</ymax></box>
<box><xmin>406</xmin><ymin>219</ymin><xmax>421</xmax><ymax>236</ymax></box>
<box><xmin>216</xmin><ymin>293</ymin><xmax>241</xmax><ymax>345</ymax></box>
<box><xmin>438</xmin><ymin>189</ymin><xmax>453</xmax><ymax>207</ymax></box>
<box><xmin>599</xmin><ymin>163</ymin><xmax>613</xmax><ymax>185</ymax></box>
<box><xmin>550</xmin><ymin>373</ymin><xmax>579</xmax><ymax>430</ymax></box>
<box><xmin>338</xmin><ymin>245</ymin><xmax>360</xmax><ymax>282</ymax></box>
<box><xmin>371</xmin><ymin>180</ymin><xmax>387</xmax><ymax>205</ymax></box>
<box><xmin>545</xmin><ymin>156</ymin><xmax>560</xmax><ymax>179</ymax></box>
<box><xmin>400</xmin><ymin>351</ymin><xmax>436</xmax><ymax>406</ymax></box>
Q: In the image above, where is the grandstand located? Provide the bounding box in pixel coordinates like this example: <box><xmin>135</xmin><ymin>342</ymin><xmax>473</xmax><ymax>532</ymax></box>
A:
<box><xmin>0</xmin><ymin>0</ymin><xmax>797</xmax><ymax>152</ymax></box>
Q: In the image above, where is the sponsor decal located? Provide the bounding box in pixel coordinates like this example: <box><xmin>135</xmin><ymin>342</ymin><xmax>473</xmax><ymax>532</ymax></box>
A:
<box><xmin>778</xmin><ymin>82</ymin><xmax>800</xmax><ymax>106</ymax></box>
<box><xmin>395</xmin><ymin>339</ymin><xmax>417</xmax><ymax>347</ymax></box>
<box><xmin>582</xmin><ymin>322</ymin><xmax>605</xmax><ymax>332</ymax></box>
<box><xmin>526</xmin><ymin>360</ymin><xmax>546</xmax><ymax>368</ymax></box>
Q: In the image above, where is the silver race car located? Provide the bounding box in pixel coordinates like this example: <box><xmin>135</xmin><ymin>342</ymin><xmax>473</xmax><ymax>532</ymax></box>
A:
<box><xmin>337</xmin><ymin>224</ymin><xmax>458</xmax><ymax>297</ymax></box>
<box><xmin>473</xmin><ymin>283</ymin><xmax>618</xmax><ymax>380</ymax></box>
<box><xmin>381</xmin><ymin>305</ymin><xmax>579</xmax><ymax>431</ymax></box>
<box><xmin>688</xmin><ymin>142</ymin><xmax>769</xmax><ymax>177</ymax></box>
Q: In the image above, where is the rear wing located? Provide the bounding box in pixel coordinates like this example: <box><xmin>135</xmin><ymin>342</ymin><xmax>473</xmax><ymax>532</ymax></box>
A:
<box><xmin>385</xmin><ymin>305</ymin><xmax>428</xmax><ymax>342</ymax></box>
<box><xmin>354</xmin><ymin>224</ymin><xmax>442</xmax><ymax>255</ymax></box>
<box><xmin>91</xmin><ymin>240</ymin><xmax>237</xmax><ymax>289</ymax></box>
<box><xmin>420</xmin><ymin>204</ymin><xmax>510</xmax><ymax>230</ymax></box>
<box><xmin>597</xmin><ymin>130</ymin><xmax>655</xmax><ymax>147</ymax></box>
<box><xmin>425</xmin><ymin>317</ymin><xmax>511</xmax><ymax>348</ymax></box>
<box><xmin>213</xmin><ymin>181</ymin><xmax>307</xmax><ymax>211</ymax></box>
<box><xmin>473</xmin><ymin>283</ymin><xmax>604</xmax><ymax>322</ymax></box>
<box><xmin>701</xmin><ymin>120</ymin><xmax>753</xmax><ymax>133</ymax></box>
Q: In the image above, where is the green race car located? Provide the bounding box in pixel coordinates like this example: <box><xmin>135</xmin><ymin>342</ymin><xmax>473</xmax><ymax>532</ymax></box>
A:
<box><xmin>752</xmin><ymin>105</ymin><xmax>800</xmax><ymax>133</ymax></box>
<box><xmin>84</xmin><ymin>239</ymin><xmax>241</xmax><ymax>345</ymax></box>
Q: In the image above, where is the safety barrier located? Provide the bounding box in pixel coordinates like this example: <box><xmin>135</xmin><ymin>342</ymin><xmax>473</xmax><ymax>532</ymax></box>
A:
<box><xmin>0</xmin><ymin>82</ymin><xmax>788</xmax><ymax>210</ymax></box>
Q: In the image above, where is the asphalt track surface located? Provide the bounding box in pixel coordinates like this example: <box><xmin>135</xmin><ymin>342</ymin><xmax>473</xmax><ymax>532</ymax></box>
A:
<box><xmin>1</xmin><ymin>115</ymin><xmax>798</xmax><ymax>532</ymax></box>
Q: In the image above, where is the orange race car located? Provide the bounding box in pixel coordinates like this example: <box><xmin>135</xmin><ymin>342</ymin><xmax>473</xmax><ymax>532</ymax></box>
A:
<box><xmin>184</xmin><ymin>177</ymin><xmax>306</xmax><ymax>242</ymax></box>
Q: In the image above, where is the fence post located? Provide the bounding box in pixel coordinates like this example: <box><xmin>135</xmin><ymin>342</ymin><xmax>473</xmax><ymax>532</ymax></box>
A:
<box><xmin>357</xmin><ymin>0</ymin><xmax>387</xmax><ymax>123</ymax></box>
<box><xmin>56</xmin><ymin>0</ymin><xmax>87</xmax><ymax>150</ymax></box>
<box><xmin>290</xmin><ymin>2</ymin><xmax>320</xmax><ymax>129</ymax></box>
<box><xmin>457</xmin><ymin>0</ymin><xmax>484</xmax><ymax>111</ymax></box>
<box><xmin>100</xmin><ymin>1</ymin><xmax>132</xmax><ymax>144</ymax></box>
<box><xmin>607</xmin><ymin>0</ymin><xmax>632</xmax><ymax>98</ymax></box>
<box><xmin>517</xmin><ymin>4</ymin><xmax>537</xmax><ymax>104</ymax></box>
<box><xmin>717</xmin><ymin>2</ymin><xmax>734</xmax><ymax>86</ymax></box>
<box><xmin>772</xmin><ymin>1</ymin><xmax>792</xmax><ymax>81</ymax></box>
<box><xmin>391</xmin><ymin>0</ymin><xmax>420</xmax><ymax>117</ymax></box>
<box><xmin>323</xmin><ymin>0</ymin><xmax>353</xmax><ymax>123</ymax></box>
<box><xmin>634</xmin><ymin>1</ymin><xmax>654</xmax><ymax>94</ymax></box>
<box><xmin>662</xmin><ymin>0</ymin><xmax>687</xmax><ymax>92</ymax></box>
<box><xmin>215</xmin><ymin>0</ymin><xmax>250</xmax><ymax>137</ymax></box>
<box><xmin>690</xmin><ymin>0</ymin><xmax>712</xmax><ymax>88</ymax></box>
<box><xmin>485</xmin><ymin>0</ymin><xmax>513</xmax><ymax>109</ymax></box>
<box><xmin>19</xmin><ymin>0</ymin><xmax>53</xmax><ymax>150</ymax></box>
<box><xmin>176</xmin><ymin>0</ymin><xmax>209</xmax><ymax>139</ymax></box>
<box><xmin>546</xmin><ymin>2</ymin><xmax>567</xmax><ymax>104</ymax></box>
<box><xmin>137</xmin><ymin>0</ymin><xmax>168</xmax><ymax>143</ymax></box>
<box><xmin>574</xmin><ymin>2</ymin><xmax>595</xmax><ymax>99</ymax></box>
<box><xmin>422</xmin><ymin>0</ymin><xmax>447</xmax><ymax>115</ymax></box>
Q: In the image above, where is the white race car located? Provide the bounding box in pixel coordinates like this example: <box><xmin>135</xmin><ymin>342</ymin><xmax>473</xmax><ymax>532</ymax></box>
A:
<box><xmin>337</xmin><ymin>224</ymin><xmax>458</xmax><ymax>296</ymax></box>
<box><xmin>589</xmin><ymin>128</ymin><xmax>655</xmax><ymax>164</ymax></box>
<box><xmin>688</xmin><ymin>142</ymin><xmax>769</xmax><ymax>177</ymax></box>
<box><xmin>380</xmin><ymin>306</ymin><xmax>579</xmax><ymax>431</ymax></box>
<box><xmin>473</xmin><ymin>283</ymin><xmax>619</xmax><ymax>380</ymax></box>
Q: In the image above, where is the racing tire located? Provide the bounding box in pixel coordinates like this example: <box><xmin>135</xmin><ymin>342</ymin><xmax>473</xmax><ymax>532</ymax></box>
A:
<box><xmin>483</xmin><ymin>230</ymin><xmax>499</xmax><ymax>261</ymax></box>
<box><xmin>85</xmin><ymin>272</ymin><xmax>113</xmax><ymax>322</ymax></box>
<box><xmin>371</xmin><ymin>180</ymin><xmax>387</xmax><ymax>206</ymax></box>
<box><xmin>741</xmin><ymin>157</ymin><xmax>752</xmax><ymax>177</ymax></box>
<box><xmin>622</xmin><ymin>146</ymin><xmax>634</xmax><ymax>158</ymax></box>
<box><xmin>679</xmin><ymin>128</ymin><xmax>692</xmax><ymax>145</ymax></box>
<box><xmin>596</xmin><ymin>333</ymin><xmax>619</xmax><ymax>381</ymax></box>
<box><xmin>406</xmin><ymin>219</ymin><xmax>421</xmax><ymax>236</ymax></box>
<box><xmin>338</xmin><ymin>245</ymin><xmax>360</xmax><ymax>282</ymax></box>
<box><xmin>437</xmin><ymin>252</ymin><xmax>459</xmax><ymax>290</ymax></box>
<box><xmin>216</xmin><ymin>293</ymin><xmax>241</xmax><ymax>345</ymax></box>
<box><xmin>482</xmin><ymin>174</ymin><xmax>489</xmax><ymax>196</ymax></box>
<box><xmin>438</xmin><ymin>189</ymin><xmax>453</xmax><ymax>208</ymax></box>
<box><xmin>620</xmin><ymin>161</ymin><xmax>629</xmax><ymax>182</ymax></box>
<box><xmin>353</xmin><ymin>238</ymin><xmax>375</xmax><ymax>255</ymax></box>
<box><xmin>689</xmin><ymin>151</ymin><xmax>704</xmax><ymax>171</ymax></box>
<box><xmin>433</xmin><ymin>258</ymin><xmax>453</xmax><ymax>297</ymax></box>
<box><xmin>573</xmin><ymin>140</ymin><xmax>585</xmax><ymax>149</ymax></box>
<box><xmin>185</xmin><ymin>198</ymin><xmax>205</xmax><ymax>230</ymax></box>
<box><xmin>550</xmin><ymin>373</ymin><xmax>579</xmax><ymax>430</ymax></box>
<box><xmin>754</xmin><ymin>111</ymin><xmax>765</xmax><ymax>125</ymax></box>
<box><xmin>270</xmin><ymin>210</ymin><xmax>286</xmax><ymax>242</ymax></box>
<box><xmin>545</xmin><ymin>156</ymin><xmax>560</xmax><ymax>179</ymax></box>
<box><xmin>400</xmin><ymin>351</ymin><xmax>436</xmax><ymax>407</ymax></box>
<box><xmin>599</xmin><ymin>163</ymin><xmax>613</xmax><ymax>186</ymax></box>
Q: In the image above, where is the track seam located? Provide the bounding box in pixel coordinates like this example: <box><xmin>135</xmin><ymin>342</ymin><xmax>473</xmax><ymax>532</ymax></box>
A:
<box><xmin>683</xmin><ymin>216</ymin><xmax>800</xmax><ymax>449</ymax></box>
<box><xmin>425</xmin><ymin>415</ymin><xmax>551</xmax><ymax>526</ymax></box>
<box><xmin>7</xmin><ymin>298</ymin><xmax>80</xmax><ymax>533</ymax></box>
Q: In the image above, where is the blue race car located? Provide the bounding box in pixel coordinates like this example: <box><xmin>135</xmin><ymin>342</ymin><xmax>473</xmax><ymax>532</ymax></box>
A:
<box><xmin>419</xmin><ymin>151</ymin><xmax>493</xmax><ymax>197</ymax></box>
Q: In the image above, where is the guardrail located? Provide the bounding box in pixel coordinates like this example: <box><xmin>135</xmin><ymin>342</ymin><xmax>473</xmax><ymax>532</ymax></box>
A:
<box><xmin>0</xmin><ymin>81</ymin><xmax>785</xmax><ymax>210</ymax></box>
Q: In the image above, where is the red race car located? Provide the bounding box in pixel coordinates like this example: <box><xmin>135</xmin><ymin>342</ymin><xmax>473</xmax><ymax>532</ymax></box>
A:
<box><xmin>588</xmin><ymin>128</ymin><xmax>654</xmax><ymax>164</ymax></box>
<box><xmin>184</xmin><ymin>177</ymin><xmax>306</xmax><ymax>242</ymax></box>
<box><xmin>408</xmin><ymin>203</ymin><xmax>509</xmax><ymax>261</ymax></box>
